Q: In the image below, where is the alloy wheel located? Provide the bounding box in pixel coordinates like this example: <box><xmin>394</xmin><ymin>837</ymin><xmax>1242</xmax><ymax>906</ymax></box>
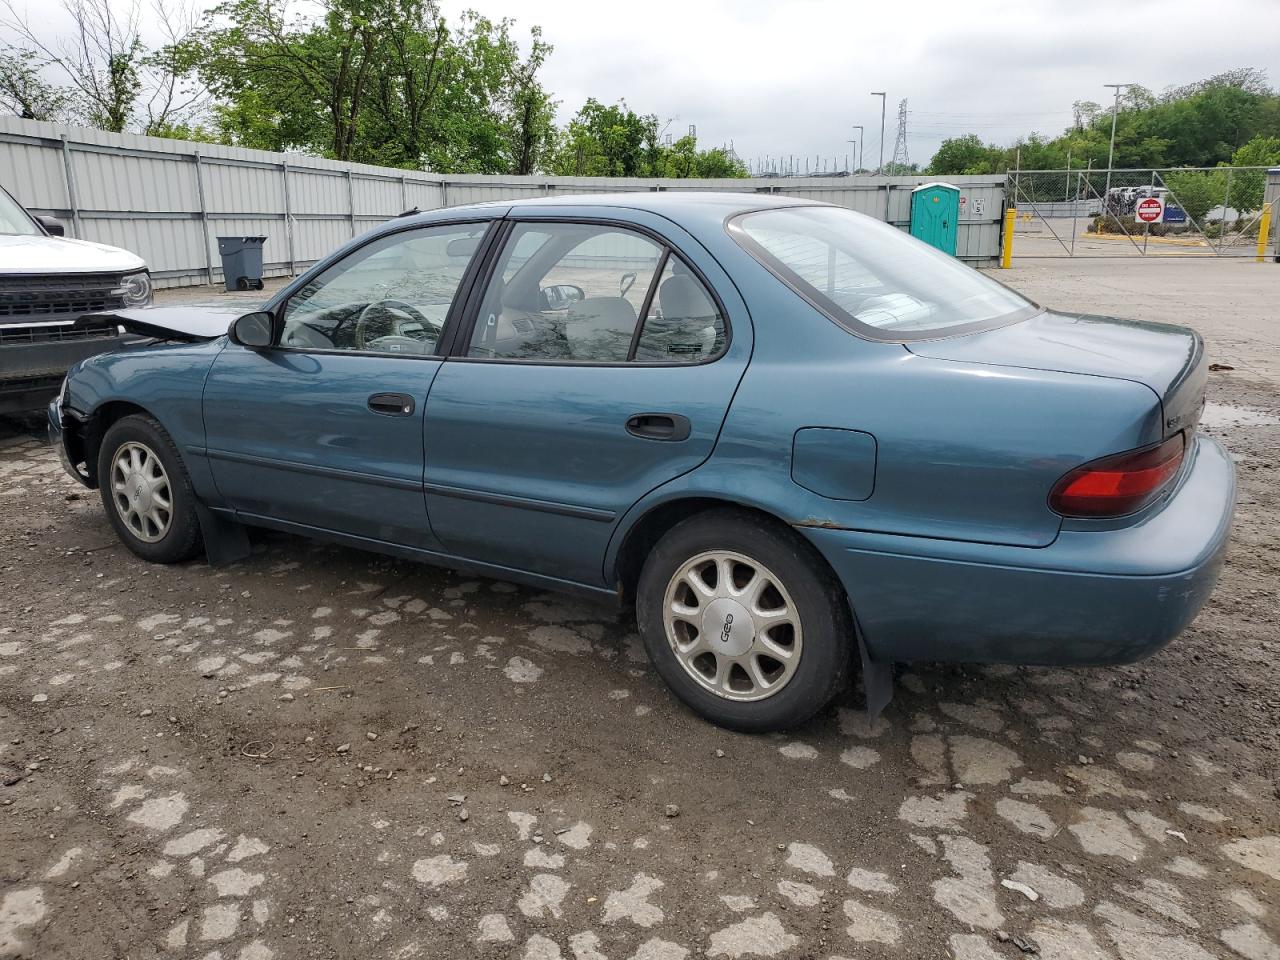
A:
<box><xmin>662</xmin><ymin>550</ymin><xmax>803</xmax><ymax>702</ymax></box>
<box><xmin>110</xmin><ymin>441</ymin><xmax>172</xmax><ymax>543</ymax></box>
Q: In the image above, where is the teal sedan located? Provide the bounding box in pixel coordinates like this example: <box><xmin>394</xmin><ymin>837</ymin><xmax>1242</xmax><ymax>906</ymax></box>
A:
<box><xmin>49</xmin><ymin>193</ymin><xmax>1235</xmax><ymax>731</ymax></box>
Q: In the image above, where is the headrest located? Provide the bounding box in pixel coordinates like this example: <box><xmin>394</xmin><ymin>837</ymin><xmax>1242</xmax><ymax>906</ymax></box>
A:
<box><xmin>659</xmin><ymin>274</ymin><xmax>717</xmax><ymax>321</ymax></box>
<box><xmin>565</xmin><ymin>297</ymin><xmax>638</xmax><ymax>330</ymax></box>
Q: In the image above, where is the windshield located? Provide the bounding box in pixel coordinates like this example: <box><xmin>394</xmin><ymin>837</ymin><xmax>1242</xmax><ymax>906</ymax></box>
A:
<box><xmin>0</xmin><ymin>188</ymin><xmax>40</xmax><ymax>237</ymax></box>
<box><xmin>729</xmin><ymin>205</ymin><xmax>1038</xmax><ymax>341</ymax></box>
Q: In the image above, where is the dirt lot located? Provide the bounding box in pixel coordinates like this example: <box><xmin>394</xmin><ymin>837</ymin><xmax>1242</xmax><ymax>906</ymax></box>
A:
<box><xmin>1</xmin><ymin>259</ymin><xmax>1278</xmax><ymax>960</ymax></box>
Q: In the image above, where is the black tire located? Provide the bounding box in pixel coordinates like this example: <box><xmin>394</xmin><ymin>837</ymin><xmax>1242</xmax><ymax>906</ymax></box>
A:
<box><xmin>636</xmin><ymin>508</ymin><xmax>853</xmax><ymax>732</ymax></box>
<box><xmin>236</xmin><ymin>277</ymin><xmax>249</xmax><ymax>291</ymax></box>
<box><xmin>97</xmin><ymin>414</ymin><xmax>203</xmax><ymax>564</ymax></box>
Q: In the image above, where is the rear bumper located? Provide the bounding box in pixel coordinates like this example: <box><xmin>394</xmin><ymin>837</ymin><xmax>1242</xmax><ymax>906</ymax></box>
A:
<box><xmin>802</xmin><ymin>434</ymin><xmax>1236</xmax><ymax>665</ymax></box>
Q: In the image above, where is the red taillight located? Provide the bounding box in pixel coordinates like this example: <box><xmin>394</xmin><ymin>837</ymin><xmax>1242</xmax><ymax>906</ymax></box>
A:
<box><xmin>1049</xmin><ymin>433</ymin><xmax>1185</xmax><ymax>518</ymax></box>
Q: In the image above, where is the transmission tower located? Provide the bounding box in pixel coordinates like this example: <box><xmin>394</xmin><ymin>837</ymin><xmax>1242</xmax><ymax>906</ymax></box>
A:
<box><xmin>889</xmin><ymin>98</ymin><xmax>909</xmax><ymax>173</ymax></box>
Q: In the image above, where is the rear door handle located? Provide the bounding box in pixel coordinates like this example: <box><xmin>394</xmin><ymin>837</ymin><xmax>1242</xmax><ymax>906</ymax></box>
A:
<box><xmin>625</xmin><ymin>413</ymin><xmax>691</xmax><ymax>442</ymax></box>
<box><xmin>368</xmin><ymin>392</ymin><xmax>415</xmax><ymax>417</ymax></box>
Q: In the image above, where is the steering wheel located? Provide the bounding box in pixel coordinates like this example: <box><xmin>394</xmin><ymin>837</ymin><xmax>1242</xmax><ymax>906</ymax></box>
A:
<box><xmin>619</xmin><ymin>272</ymin><xmax>637</xmax><ymax>298</ymax></box>
<box><xmin>354</xmin><ymin>299</ymin><xmax>437</xmax><ymax>350</ymax></box>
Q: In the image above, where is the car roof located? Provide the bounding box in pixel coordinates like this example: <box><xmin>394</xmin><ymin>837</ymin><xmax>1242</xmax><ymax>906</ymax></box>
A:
<box><xmin>393</xmin><ymin>191</ymin><xmax>820</xmax><ymax>247</ymax></box>
<box><xmin>453</xmin><ymin>191</ymin><xmax>812</xmax><ymax>215</ymax></box>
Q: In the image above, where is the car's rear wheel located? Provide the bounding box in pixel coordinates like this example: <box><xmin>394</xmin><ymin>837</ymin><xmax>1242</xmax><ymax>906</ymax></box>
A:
<box><xmin>97</xmin><ymin>414</ymin><xmax>202</xmax><ymax>564</ymax></box>
<box><xmin>636</xmin><ymin>509</ymin><xmax>852</xmax><ymax>732</ymax></box>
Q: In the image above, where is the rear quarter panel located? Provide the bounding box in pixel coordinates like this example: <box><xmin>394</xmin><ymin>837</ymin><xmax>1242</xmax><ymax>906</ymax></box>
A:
<box><xmin>608</xmin><ymin>228</ymin><xmax>1164</xmax><ymax>554</ymax></box>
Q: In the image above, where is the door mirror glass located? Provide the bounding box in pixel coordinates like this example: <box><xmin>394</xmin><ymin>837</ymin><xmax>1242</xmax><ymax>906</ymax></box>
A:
<box><xmin>229</xmin><ymin>311</ymin><xmax>274</xmax><ymax>348</ymax></box>
<box><xmin>538</xmin><ymin>284</ymin><xmax>585</xmax><ymax>311</ymax></box>
<box><xmin>36</xmin><ymin>215</ymin><xmax>65</xmax><ymax>237</ymax></box>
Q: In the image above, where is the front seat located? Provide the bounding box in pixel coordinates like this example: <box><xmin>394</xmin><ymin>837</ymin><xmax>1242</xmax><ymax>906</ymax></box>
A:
<box><xmin>634</xmin><ymin>269</ymin><xmax>722</xmax><ymax>361</ymax></box>
<box><xmin>565</xmin><ymin>297</ymin><xmax>638</xmax><ymax>361</ymax></box>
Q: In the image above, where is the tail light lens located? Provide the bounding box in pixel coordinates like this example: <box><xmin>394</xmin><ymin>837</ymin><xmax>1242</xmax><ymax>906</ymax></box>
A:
<box><xmin>1050</xmin><ymin>433</ymin><xmax>1185</xmax><ymax>518</ymax></box>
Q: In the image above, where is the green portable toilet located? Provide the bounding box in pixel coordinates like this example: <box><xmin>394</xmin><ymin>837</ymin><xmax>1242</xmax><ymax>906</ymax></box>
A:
<box><xmin>909</xmin><ymin>182</ymin><xmax>960</xmax><ymax>255</ymax></box>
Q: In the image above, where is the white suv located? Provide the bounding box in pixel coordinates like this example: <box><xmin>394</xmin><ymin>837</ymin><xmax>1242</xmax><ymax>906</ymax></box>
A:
<box><xmin>1</xmin><ymin>184</ymin><xmax>152</xmax><ymax>414</ymax></box>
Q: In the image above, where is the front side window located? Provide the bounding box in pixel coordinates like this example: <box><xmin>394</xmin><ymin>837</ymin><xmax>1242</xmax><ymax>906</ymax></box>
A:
<box><xmin>280</xmin><ymin>222</ymin><xmax>488</xmax><ymax>355</ymax></box>
<box><xmin>730</xmin><ymin>206</ymin><xmax>1038</xmax><ymax>341</ymax></box>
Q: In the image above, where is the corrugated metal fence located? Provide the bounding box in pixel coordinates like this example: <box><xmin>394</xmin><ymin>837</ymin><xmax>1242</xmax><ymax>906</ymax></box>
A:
<box><xmin>1</xmin><ymin>117</ymin><xmax>1006</xmax><ymax>286</ymax></box>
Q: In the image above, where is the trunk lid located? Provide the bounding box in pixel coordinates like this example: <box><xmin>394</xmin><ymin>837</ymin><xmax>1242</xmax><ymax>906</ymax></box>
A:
<box><xmin>906</xmin><ymin>311</ymin><xmax>1205</xmax><ymax>441</ymax></box>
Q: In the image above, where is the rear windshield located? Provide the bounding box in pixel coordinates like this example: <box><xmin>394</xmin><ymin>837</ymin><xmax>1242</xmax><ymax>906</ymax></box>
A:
<box><xmin>729</xmin><ymin>205</ymin><xmax>1039</xmax><ymax>341</ymax></box>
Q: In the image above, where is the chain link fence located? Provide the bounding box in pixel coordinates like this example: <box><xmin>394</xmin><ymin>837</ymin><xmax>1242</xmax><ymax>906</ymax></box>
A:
<box><xmin>1006</xmin><ymin>166</ymin><xmax>1273</xmax><ymax>258</ymax></box>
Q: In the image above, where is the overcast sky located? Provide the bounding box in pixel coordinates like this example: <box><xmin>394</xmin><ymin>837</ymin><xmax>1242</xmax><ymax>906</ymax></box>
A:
<box><xmin>444</xmin><ymin>0</ymin><xmax>1280</xmax><ymax>171</ymax></box>
<box><xmin>7</xmin><ymin>0</ymin><xmax>1279</xmax><ymax>169</ymax></box>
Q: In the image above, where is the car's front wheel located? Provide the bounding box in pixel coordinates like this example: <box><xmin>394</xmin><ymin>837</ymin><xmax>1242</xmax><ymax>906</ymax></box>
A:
<box><xmin>636</xmin><ymin>509</ymin><xmax>853</xmax><ymax>732</ymax></box>
<box><xmin>97</xmin><ymin>414</ymin><xmax>202</xmax><ymax>564</ymax></box>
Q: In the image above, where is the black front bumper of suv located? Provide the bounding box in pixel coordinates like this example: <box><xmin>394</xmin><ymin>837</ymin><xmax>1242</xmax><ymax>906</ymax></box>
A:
<box><xmin>0</xmin><ymin>323</ymin><xmax>133</xmax><ymax>415</ymax></box>
<box><xmin>1</xmin><ymin>271</ymin><xmax>140</xmax><ymax>415</ymax></box>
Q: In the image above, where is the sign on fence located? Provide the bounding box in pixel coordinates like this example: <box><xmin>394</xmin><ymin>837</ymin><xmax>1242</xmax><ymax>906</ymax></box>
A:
<box><xmin>1135</xmin><ymin>197</ymin><xmax>1164</xmax><ymax>223</ymax></box>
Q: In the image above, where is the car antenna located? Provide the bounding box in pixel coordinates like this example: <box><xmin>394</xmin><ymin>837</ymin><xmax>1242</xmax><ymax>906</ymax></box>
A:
<box><xmin>396</xmin><ymin>206</ymin><xmax>420</xmax><ymax>218</ymax></box>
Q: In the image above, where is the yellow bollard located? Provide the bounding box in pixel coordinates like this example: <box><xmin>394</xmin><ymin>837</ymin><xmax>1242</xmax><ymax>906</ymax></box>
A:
<box><xmin>1257</xmin><ymin>201</ymin><xmax>1273</xmax><ymax>263</ymax></box>
<box><xmin>1001</xmin><ymin>206</ymin><xmax>1017</xmax><ymax>268</ymax></box>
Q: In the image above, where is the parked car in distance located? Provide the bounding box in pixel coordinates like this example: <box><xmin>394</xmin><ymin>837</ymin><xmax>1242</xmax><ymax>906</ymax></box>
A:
<box><xmin>49</xmin><ymin>193</ymin><xmax>1235</xmax><ymax>731</ymax></box>
<box><xmin>1</xmin><ymin>184</ymin><xmax>152</xmax><ymax>414</ymax></box>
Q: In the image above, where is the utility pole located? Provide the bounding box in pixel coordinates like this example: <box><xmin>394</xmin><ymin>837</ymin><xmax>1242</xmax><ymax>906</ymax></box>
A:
<box><xmin>871</xmin><ymin>93</ymin><xmax>886</xmax><ymax>175</ymax></box>
<box><xmin>1103</xmin><ymin>82</ymin><xmax>1135</xmax><ymax>208</ymax></box>
<box><xmin>851</xmin><ymin>125</ymin><xmax>864</xmax><ymax>173</ymax></box>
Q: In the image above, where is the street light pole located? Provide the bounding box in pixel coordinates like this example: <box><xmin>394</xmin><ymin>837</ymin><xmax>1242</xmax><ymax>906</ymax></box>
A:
<box><xmin>1103</xmin><ymin>82</ymin><xmax>1134</xmax><ymax>208</ymax></box>
<box><xmin>871</xmin><ymin>93</ymin><xmax>886</xmax><ymax>175</ymax></box>
<box><xmin>851</xmin><ymin>125</ymin><xmax>864</xmax><ymax>173</ymax></box>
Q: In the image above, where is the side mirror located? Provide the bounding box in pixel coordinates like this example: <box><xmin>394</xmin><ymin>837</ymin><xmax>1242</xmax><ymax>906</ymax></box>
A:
<box><xmin>36</xmin><ymin>215</ymin><xmax>65</xmax><ymax>237</ymax></box>
<box><xmin>228</xmin><ymin>311</ymin><xmax>274</xmax><ymax>349</ymax></box>
<box><xmin>539</xmin><ymin>283</ymin><xmax>586</xmax><ymax>311</ymax></box>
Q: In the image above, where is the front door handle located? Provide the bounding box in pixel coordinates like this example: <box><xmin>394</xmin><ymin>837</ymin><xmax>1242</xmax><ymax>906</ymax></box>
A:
<box><xmin>625</xmin><ymin>412</ymin><xmax>691</xmax><ymax>442</ymax></box>
<box><xmin>368</xmin><ymin>392</ymin><xmax>415</xmax><ymax>417</ymax></box>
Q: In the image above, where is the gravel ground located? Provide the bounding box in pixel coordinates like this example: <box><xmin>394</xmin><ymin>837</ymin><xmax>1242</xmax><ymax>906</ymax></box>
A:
<box><xmin>1</xmin><ymin>260</ymin><xmax>1278</xmax><ymax>960</ymax></box>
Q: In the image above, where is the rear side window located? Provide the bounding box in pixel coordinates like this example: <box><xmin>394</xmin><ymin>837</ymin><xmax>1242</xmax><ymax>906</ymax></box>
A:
<box><xmin>634</xmin><ymin>257</ymin><xmax>726</xmax><ymax>362</ymax></box>
<box><xmin>729</xmin><ymin>206</ymin><xmax>1038</xmax><ymax>341</ymax></box>
<box><xmin>467</xmin><ymin>221</ymin><xmax>727</xmax><ymax>365</ymax></box>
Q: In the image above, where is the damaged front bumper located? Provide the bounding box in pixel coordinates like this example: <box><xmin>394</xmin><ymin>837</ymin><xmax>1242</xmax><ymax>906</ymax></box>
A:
<box><xmin>48</xmin><ymin>394</ymin><xmax>94</xmax><ymax>487</ymax></box>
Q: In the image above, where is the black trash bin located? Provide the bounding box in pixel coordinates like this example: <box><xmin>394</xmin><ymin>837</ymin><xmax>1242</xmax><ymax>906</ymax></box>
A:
<box><xmin>216</xmin><ymin>236</ymin><xmax>267</xmax><ymax>292</ymax></box>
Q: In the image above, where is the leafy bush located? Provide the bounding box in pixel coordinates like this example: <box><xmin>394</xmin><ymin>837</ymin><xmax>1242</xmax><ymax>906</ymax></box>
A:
<box><xmin>1162</xmin><ymin>170</ymin><xmax>1227</xmax><ymax>223</ymax></box>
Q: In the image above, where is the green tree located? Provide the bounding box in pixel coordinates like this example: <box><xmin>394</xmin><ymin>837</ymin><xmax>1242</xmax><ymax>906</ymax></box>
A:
<box><xmin>550</xmin><ymin>100</ymin><xmax>746</xmax><ymax>178</ymax></box>
<box><xmin>0</xmin><ymin>46</ymin><xmax>73</xmax><ymax>120</ymax></box>
<box><xmin>690</xmin><ymin>145</ymin><xmax>747</xmax><ymax>178</ymax></box>
<box><xmin>550</xmin><ymin>99</ymin><xmax>659</xmax><ymax>176</ymax></box>
<box><xmin>499</xmin><ymin>26</ymin><xmax>557</xmax><ymax>175</ymax></box>
<box><xmin>2</xmin><ymin>0</ymin><xmax>203</xmax><ymax>133</ymax></box>
<box><xmin>1163</xmin><ymin>169</ymin><xmax>1226</xmax><ymax>223</ymax></box>
<box><xmin>188</xmin><ymin>0</ymin><xmax>553</xmax><ymax>171</ymax></box>
<box><xmin>928</xmin><ymin>67</ymin><xmax>1280</xmax><ymax>176</ymax></box>
<box><xmin>1226</xmin><ymin>135</ymin><xmax>1280</xmax><ymax>213</ymax></box>
<box><xmin>928</xmin><ymin>135</ymin><xmax>994</xmax><ymax>175</ymax></box>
